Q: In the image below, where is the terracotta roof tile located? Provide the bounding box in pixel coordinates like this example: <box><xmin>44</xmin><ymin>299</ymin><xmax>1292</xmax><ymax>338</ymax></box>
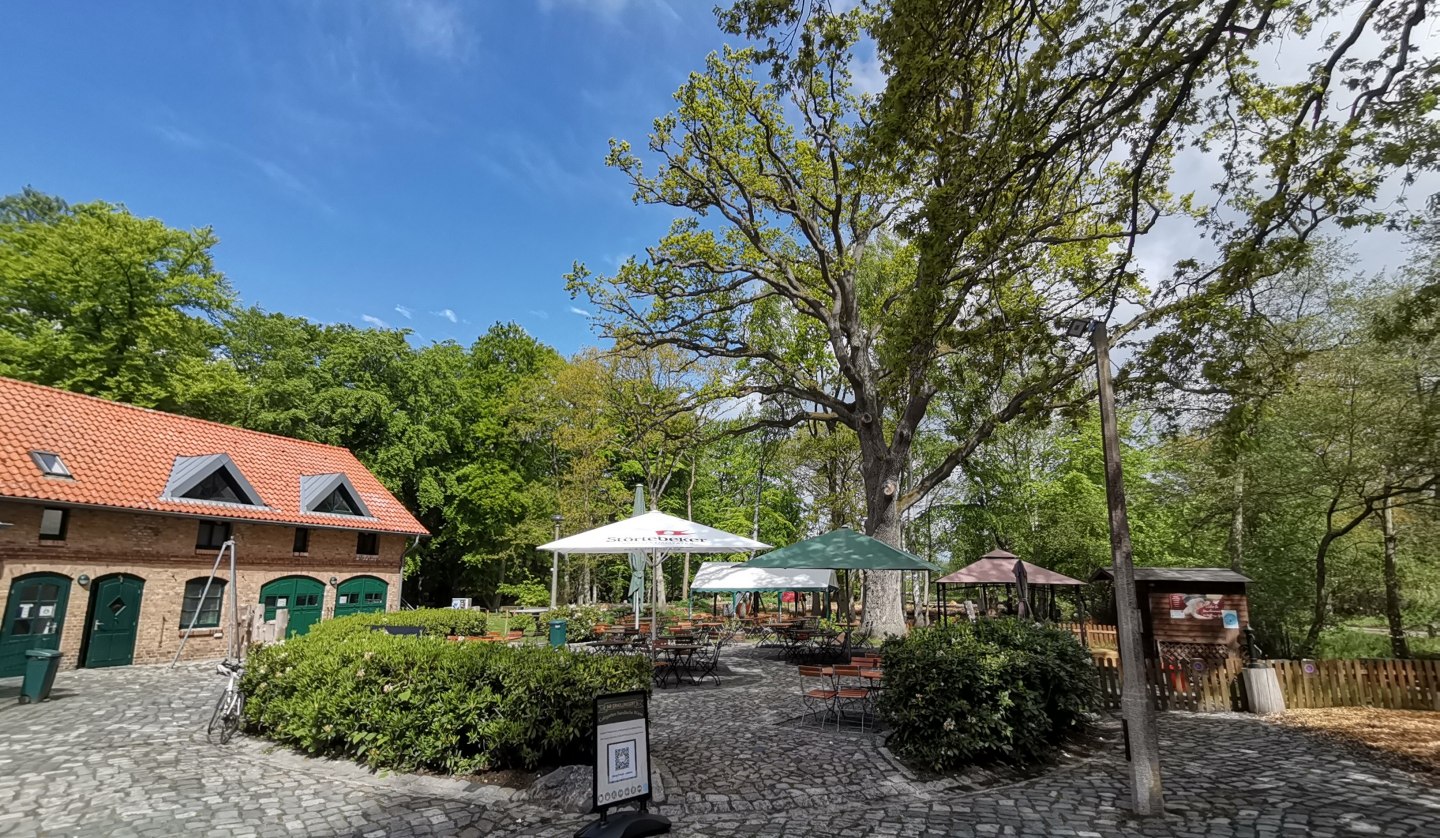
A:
<box><xmin>0</xmin><ymin>377</ymin><xmax>428</xmax><ymax>536</ymax></box>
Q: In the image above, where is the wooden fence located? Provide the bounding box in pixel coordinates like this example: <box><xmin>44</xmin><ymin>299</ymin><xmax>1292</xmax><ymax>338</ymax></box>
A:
<box><xmin>1269</xmin><ymin>658</ymin><xmax>1440</xmax><ymax>711</ymax></box>
<box><xmin>1059</xmin><ymin>621</ymin><xmax>1118</xmax><ymax>648</ymax></box>
<box><xmin>1092</xmin><ymin>654</ymin><xmax>1440</xmax><ymax>712</ymax></box>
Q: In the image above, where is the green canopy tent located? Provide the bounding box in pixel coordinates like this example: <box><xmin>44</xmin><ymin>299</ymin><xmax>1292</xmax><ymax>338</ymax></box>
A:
<box><xmin>745</xmin><ymin>528</ymin><xmax>942</xmax><ymax>622</ymax></box>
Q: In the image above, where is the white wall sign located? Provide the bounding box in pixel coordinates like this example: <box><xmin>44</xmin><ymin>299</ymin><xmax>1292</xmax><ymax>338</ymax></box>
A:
<box><xmin>450</xmin><ymin>597</ymin><xmax>472</xmax><ymax>610</ymax></box>
<box><xmin>592</xmin><ymin>691</ymin><xmax>651</xmax><ymax>811</ymax></box>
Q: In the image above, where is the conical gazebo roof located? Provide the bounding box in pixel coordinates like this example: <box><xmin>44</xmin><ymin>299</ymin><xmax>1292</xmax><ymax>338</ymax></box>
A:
<box><xmin>935</xmin><ymin>549</ymin><xmax>1083</xmax><ymax>586</ymax></box>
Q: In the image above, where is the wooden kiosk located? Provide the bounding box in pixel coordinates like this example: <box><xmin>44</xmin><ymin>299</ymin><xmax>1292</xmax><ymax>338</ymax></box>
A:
<box><xmin>1090</xmin><ymin>567</ymin><xmax>1251</xmax><ymax>665</ymax></box>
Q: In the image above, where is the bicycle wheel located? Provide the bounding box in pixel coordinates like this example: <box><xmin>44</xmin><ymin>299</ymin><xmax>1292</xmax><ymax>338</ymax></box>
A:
<box><xmin>207</xmin><ymin>688</ymin><xmax>241</xmax><ymax>743</ymax></box>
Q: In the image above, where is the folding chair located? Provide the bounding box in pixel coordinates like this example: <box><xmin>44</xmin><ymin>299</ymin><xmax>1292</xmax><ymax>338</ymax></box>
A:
<box><xmin>798</xmin><ymin>665</ymin><xmax>837</xmax><ymax>728</ymax></box>
<box><xmin>690</xmin><ymin>639</ymin><xmax>722</xmax><ymax>685</ymax></box>
<box><xmin>831</xmin><ymin>665</ymin><xmax>872</xmax><ymax>732</ymax></box>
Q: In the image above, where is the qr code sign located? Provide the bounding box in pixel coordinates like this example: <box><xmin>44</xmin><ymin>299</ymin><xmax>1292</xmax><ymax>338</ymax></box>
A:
<box><xmin>606</xmin><ymin>740</ymin><xmax>639</xmax><ymax>783</ymax></box>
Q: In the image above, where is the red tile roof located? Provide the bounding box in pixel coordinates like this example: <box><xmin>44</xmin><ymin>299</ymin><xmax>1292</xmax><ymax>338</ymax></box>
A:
<box><xmin>0</xmin><ymin>377</ymin><xmax>428</xmax><ymax>536</ymax></box>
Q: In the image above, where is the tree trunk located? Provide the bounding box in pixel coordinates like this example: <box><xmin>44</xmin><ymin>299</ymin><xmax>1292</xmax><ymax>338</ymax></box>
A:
<box><xmin>861</xmin><ymin>478</ymin><xmax>908</xmax><ymax>638</ymax></box>
<box><xmin>1299</xmin><ymin>501</ymin><xmax>1376</xmax><ymax>657</ymax></box>
<box><xmin>1382</xmin><ymin>494</ymin><xmax>1410</xmax><ymax>658</ymax></box>
<box><xmin>1227</xmin><ymin>468</ymin><xmax>1245</xmax><ymax>574</ymax></box>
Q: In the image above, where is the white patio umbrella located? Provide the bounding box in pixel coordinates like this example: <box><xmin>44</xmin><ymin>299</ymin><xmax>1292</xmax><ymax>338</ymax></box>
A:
<box><xmin>538</xmin><ymin>510</ymin><xmax>769</xmax><ymax>645</ymax></box>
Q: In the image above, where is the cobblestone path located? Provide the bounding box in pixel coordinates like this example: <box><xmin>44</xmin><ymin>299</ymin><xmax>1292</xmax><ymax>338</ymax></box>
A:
<box><xmin>2</xmin><ymin>646</ymin><xmax>1437</xmax><ymax>837</ymax></box>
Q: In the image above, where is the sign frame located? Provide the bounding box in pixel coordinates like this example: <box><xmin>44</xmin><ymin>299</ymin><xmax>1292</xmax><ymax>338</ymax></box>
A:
<box><xmin>449</xmin><ymin>597</ymin><xmax>472</xmax><ymax>610</ymax></box>
<box><xmin>591</xmin><ymin>689</ymin><xmax>654</xmax><ymax>813</ymax></box>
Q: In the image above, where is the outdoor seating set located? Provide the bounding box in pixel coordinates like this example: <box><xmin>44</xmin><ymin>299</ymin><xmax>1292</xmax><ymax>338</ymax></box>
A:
<box><xmin>798</xmin><ymin>655</ymin><xmax>884</xmax><ymax>732</ymax></box>
<box><xmin>593</xmin><ymin>621</ymin><xmax>736</xmax><ymax>688</ymax></box>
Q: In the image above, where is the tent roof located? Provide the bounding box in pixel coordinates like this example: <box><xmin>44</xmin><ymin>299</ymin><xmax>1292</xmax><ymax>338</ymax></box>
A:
<box><xmin>936</xmin><ymin>557</ymin><xmax>1084</xmax><ymax>586</ymax></box>
<box><xmin>537</xmin><ymin>509</ymin><xmax>769</xmax><ymax>554</ymax></box>
<box><xmin>689</xmin><ymin>562</ymin><xmax>837</xmax><ymax>593</ymax></box>
<box><xmin>1091</xmin><ymin>567</ymin><xmax>1251</xmax><ymax>584</ymax></box>
<box><xmin>745</xmin><ymin>528</ymin><xmax>939</xmax><ymax>571</ymax></box>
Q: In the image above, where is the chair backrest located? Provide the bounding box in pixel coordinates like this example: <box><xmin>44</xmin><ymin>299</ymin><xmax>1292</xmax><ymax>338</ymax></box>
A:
<box><xmin>833</xmin><ymin>665</ymin><xmax>862</xmax><ymax>678</ymax></box>
<box><xmin>851</xmin><ymin>656</ymin><xmax>880</xmax><ymax>668</ymax></box>
<box><xmin>798</xmin><ymin>665</ymin><xmax>828</xmax><ymax>679</ymax></box>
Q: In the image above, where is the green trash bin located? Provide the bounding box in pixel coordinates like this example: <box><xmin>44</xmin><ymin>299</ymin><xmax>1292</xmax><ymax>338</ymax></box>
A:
<box><xmin>548</xmin><ymin>619</ymin><xmax>567</xmax><ymax>648</ymax></box>
<box><xmin>19</xmin><ymin>649</ymin><xmax>62</xmax><ymax>704</ymax></box>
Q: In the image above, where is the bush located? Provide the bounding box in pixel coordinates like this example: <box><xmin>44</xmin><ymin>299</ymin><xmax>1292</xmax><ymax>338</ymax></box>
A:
<box><xmin>878</xmin><ymin>619</ymin><xmax>1098</xmax><ymax>771</ymax></box>
<box><xmin>540</xmin><ymin>605</ymin><xmax>614</xmax><ymax>641</ymax></box>
<box><xmin>305</xmin><ymin>607</ymin><xmax>489</xmax><ymax>640</ymax></box>
<box><xmin>242</xmin><ymin>627</ymin><xmax>650</xmax><ymax>774</ymax></box>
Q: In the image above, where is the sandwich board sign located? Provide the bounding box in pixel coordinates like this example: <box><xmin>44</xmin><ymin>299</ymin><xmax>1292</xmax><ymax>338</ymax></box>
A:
<box><xmin>450</xmin><ymin>597</ymin><xmax>471</xmax><ymax>610</ymax></box>
<box><xmin>577</xmin><ymin>690</ymin><xmax>670</xmax><ymax>837</ymax></box>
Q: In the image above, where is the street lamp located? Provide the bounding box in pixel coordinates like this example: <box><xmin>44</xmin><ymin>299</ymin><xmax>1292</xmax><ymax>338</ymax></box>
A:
<box><xmin>1055</xmin><ymin>316</ymin><xmax>1164</xmax><ymax>816</ymax></box>
<box><xmin>547</xmin><ymin>512</ymin><xmax>564</xmax><ymax>610</ymax></box>
<box><xmin>550</xmin><ymin>514</ymin><xmax>564</xmax><ymax>609</ymax></box>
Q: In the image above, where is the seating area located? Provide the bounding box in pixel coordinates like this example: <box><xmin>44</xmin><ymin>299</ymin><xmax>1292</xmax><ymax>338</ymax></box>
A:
<box><xmin>590</xmin><ymin>619</ymin><xmax>737</xmax><ymax>688</ymax></box>
<box><xmin>798</xmin><ymin>655</ymin><xmax>884</xmax><ymax>732</ymax></box>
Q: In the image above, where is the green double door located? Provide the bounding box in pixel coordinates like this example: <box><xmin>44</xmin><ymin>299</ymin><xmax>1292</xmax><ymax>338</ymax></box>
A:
<box><xmin>84</xmin><ymin>575</ymin><xmax>145</xmax><ymax>668</ymax></box>
<box><xmin>260</xmin><ymin>576</ymin><xmax>324</xmax><ymax>637</ymax></box>
<box><xmin>1</xmin><ymin>573</ymin><xmax>71</xmax><ymax>677</ymax></box>
<box><xmin>334</xmin><ymin>576</ymin><xmax>387</xmax><ymax>618</ymax></box>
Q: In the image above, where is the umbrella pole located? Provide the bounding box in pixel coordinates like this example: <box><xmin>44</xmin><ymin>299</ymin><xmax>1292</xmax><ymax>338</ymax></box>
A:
<box><xmin>651</xmin><ymin>549</ymin><xmax>659</xmax><ymax>647</ymax></box>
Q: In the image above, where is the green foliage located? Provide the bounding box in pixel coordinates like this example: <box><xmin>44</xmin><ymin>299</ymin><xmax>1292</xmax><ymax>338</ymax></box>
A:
<box><xmin>305</xmin><ymin>607</ymin><xmax>490</xmax><ymax>640</ymax></box>
<box><xmin>540</xmin><ymin>605</ymin><xmax>614</xmax><ymax>641</ymax></box>
<box><xmin>496</xmin><ymin>575</ymin><xmax>551</xmax><ymax>608</ymax></box>
<box><xmin>1315</xmin><ymin>629</ymin><xmax>1440</xmax><ymax>661</ymax></box>
<box><xmin>242</xmin><ymin>624</ymin><xmax>650</xmax><ymax>773</ymax></box>
<box><xmin>878</xmin><ymin>620</ymin><xmax>1097</xmax><ymax>771</ymax></box>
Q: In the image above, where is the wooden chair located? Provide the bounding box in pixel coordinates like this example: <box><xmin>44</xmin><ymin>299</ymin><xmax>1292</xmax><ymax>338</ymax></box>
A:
<box><xmin>798</xmin><ymin>666</ymin><xmax>837</xmax><ymax>728</ymax></box>
<box><xmin>832</xmin><ymin>665</ymin><xmax>872</xmax><ymax>732</ymax></box>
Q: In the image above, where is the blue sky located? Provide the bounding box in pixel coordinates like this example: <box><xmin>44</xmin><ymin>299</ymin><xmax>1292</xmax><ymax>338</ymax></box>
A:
<box><xmin>0</xmin><ymin>1</ymin><xmax>729</xmax><ymax>355</ymax></box>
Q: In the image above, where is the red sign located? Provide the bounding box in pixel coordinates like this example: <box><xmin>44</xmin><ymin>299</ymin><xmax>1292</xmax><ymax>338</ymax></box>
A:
<box><xmin>654</xmin><ymin>529</ymin><xmax>691</xmax><ymax>536</ymax></box>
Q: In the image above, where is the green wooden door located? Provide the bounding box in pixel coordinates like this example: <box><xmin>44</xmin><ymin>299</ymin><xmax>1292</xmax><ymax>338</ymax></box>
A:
<box><xmin>334</xmin><ymin>576</ymin><xmax>388</xmax><ymax>618</ymax></box>
<box><xmin>0</xmin><ymin>573</ymin><xmax>71</xmax><ymax>677</ymax></box>
<box><xmin>83</xmin><ymin>575</ymin><xmax>144</xmax><ymax>668</ymax></box>
<box><xmin>260</xmin><ymin>576</ymin><xmax>324</xmax><ymax>637</ymax></box>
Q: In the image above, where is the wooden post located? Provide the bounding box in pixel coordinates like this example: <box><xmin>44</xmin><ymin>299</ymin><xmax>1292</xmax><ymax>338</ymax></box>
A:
<box><xmin>1092</xmin><ymin>321</ymin><xmax>1164</xmax><ymax>816</ymax></box>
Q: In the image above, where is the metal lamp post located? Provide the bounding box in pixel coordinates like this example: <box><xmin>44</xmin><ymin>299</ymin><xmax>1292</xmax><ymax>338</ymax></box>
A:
<box><xmin>1056</xmin><ymin>316</ymin><xmax>1164</xmax><ymax>816</ymax></box>
<box><xmin>550</xmin><ymin>514</ymin><xmax>564</xmax><ymax>609</ymax></box>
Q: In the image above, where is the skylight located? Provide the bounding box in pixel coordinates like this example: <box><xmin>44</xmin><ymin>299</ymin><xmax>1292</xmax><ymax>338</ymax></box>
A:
<box><xmin>30</xmin><ymin>451</ymin><xmax>72</xmax><ymax>478</ymax></box>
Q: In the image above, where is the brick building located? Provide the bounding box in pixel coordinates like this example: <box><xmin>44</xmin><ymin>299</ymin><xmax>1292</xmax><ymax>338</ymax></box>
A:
<box><xmin>0</xmin><ymin>378</ymin><xmax>428</xmax><ymax>676</ymax></box>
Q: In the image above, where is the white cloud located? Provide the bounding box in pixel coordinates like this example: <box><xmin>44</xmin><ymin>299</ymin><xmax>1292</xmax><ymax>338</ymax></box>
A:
<box><xmin>569</xmin><ymin>305</ymin><xmax>593</xmax><ymax>318</ymax></box>
<box><xmin>251</xmin><ymin>156</ymin><xmax>334</xmax><ymax>215</ymax></box>
<box><xmin>529</xmin><ymin>309</ymin><xmax>550</xmax><ymax>319</ymax></box>
<box><xmin>361</xmin><ymin>314</ymin><xmax>390</xmax><ymax>328</ymax></box>
<box><xmin>151</xmin><ymin>125</ymin><xmax>206</xmax><ymax>149</ymax></box>
<box><xmin>387</xmin><ymin>0</ymin><xmax>476</xmax><ymax>64</ymax></box>
<box><xmin>394</xmin><ymin>304</ymin><xmax>413</xmax><ymax>318</ymax></box>
<box><xmin>431</xmin><ymin>308</ymin><xmax>458</xmax><ymax>323</ymax></box>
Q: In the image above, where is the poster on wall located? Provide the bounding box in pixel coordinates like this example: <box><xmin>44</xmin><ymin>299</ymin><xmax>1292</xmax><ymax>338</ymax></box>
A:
<box><xmin>450</xmin><ymin>597</ymin><xmax>472</xmax><ymax>610</ymax></box>
<box><xmin>1167</xmin><ymin>593</ymin><xmax>1224</xmax><ymax>620</ymax></box>
<box><xmin>1221</xmin><ymin>609</ymin><xmax>1240</xmax><ymax>629</ymax></box>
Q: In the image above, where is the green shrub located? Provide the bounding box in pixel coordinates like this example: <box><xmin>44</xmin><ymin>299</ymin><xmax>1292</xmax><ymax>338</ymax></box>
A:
<box><xmin>540</xmin><ymin>605</ymin><xmax>613</xmax><ymax>641</ymax></box>
<box><xmin>242</xmin><ymin>629</ymin><xmax>650</xmax><ymax>774</ymax></box>
<box><xmin>878</xmin><ymin>619</ymin><xmax>1098</xmax><ymax>771</ymax></box>
<box><xmin>306</xmin><ymin>607</ymin><xmax>489</xmax><ymax>640</ymax></box>
<box><xmin>1316</xmin><ymin>627</ymin><xmax>1440</xmax><ymax>659</ymax></box>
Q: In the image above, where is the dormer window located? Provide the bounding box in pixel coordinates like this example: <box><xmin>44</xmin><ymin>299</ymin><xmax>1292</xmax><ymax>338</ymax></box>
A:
<box><xmin>183</xmin><ymin>468</ymin><xmax>252</xmax><ymax>504</ymax></box>
<box><xmin>314</xmin><ymin>484</ymin><xmax>359</xmax><ymax>515</ymax></box>
<box><xmin>30</xmin><ymin>451</ymin><xmax>72</xmax><ymax>478</ymax></box>
<box><xmin>300</xmin><ymin>473</ymin><xmax>372</xmax><ymax>518</ymax></box>
<box><xmin>162</xmin><ymin>454</ymin><xmax>265</xmax><ymax>507</ymax></box>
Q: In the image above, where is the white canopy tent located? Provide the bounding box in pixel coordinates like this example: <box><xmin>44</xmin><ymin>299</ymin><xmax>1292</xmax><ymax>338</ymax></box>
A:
<box><xmin>538</xmin><ymin>510</ymin><xmax>769</xmax><ymax>643</ymax></box>
<box><xmin>689</xmin><ymin>562</ymin><xmax>837</xmax><ymax>593</ymax></box>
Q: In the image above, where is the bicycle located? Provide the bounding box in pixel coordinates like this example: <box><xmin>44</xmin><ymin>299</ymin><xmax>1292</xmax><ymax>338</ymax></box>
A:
<box><xmin>207</xmin><ymin>658</ymin><xmax>245</xmax><ymax>744</ymax></box>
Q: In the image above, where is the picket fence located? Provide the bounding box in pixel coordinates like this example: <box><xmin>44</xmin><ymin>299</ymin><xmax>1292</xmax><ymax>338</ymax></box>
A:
<box><xmin>1091</xmin><ymin>654</ymin><xmax>1440</xmax><ymax>712</ymax></box>
<box><xmin>1059</xmin><ymin>621</ymin><xmax>1118</xmax><ymax>648</ymax></box>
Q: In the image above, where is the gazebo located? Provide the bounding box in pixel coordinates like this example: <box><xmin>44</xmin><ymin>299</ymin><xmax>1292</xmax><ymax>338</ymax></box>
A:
<box><xmin>935</xmin><ymin>549</ymin><xmax>1084</xmax><ymax>624</ymax></box>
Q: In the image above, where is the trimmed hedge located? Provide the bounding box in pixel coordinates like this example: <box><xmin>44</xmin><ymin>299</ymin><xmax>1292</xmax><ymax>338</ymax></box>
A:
<box><xmin>302</xmin><ymin>608</ymin><xmax>546</xmax><ymax>640</ymax></box>
<box><xmin>878</xmin><ymin>619</ymin><xmax>1098</xmax><ymax>771</ymax></box>
<box><xmin>540</xmin><ymin>605</ymin><xmax>613</xmax><ymax>641</ymax></box>
<box><xmin>242</xmin><ymin>621</ymin><xmax>649</xmax><ymax>773</ymax></box>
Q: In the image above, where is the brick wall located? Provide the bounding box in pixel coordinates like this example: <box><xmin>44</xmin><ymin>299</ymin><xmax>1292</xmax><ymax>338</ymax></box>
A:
<box><xmin>0</xmin><ymin>500</ymin><xmax>408</xmax><ymax>669</ymax></box>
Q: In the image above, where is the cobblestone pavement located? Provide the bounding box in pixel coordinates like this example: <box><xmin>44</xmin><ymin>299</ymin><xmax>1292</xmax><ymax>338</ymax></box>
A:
<box><xmin>2</xmin><ymin>645</ymin><xmax>1438</xmax><ymax>837</ymax></box>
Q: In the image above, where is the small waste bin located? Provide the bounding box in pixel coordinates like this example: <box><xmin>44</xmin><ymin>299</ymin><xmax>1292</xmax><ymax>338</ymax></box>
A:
<box><xmin>548</xmin><ymin>619</ymin><xmax>567</xmax><ymax>648</ymax></box>
<box><xmin>19</xmin><ymin>649</ymin><xmax>62</xmax><ymax>704</ymax></box>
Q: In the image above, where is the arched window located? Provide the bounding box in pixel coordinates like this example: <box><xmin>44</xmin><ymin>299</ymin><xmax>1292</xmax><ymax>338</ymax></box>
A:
<box><xmin>180</xmin><ymin>578</ymin><xmax>225</xmax><ymax>629</ymax></box>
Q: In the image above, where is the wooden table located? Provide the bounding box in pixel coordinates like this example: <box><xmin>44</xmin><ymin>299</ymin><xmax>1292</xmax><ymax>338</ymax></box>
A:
<box><xmin>655</xmin><ymin>643</ymin><xmax>701</xmax><ymax>686</ymax></box>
